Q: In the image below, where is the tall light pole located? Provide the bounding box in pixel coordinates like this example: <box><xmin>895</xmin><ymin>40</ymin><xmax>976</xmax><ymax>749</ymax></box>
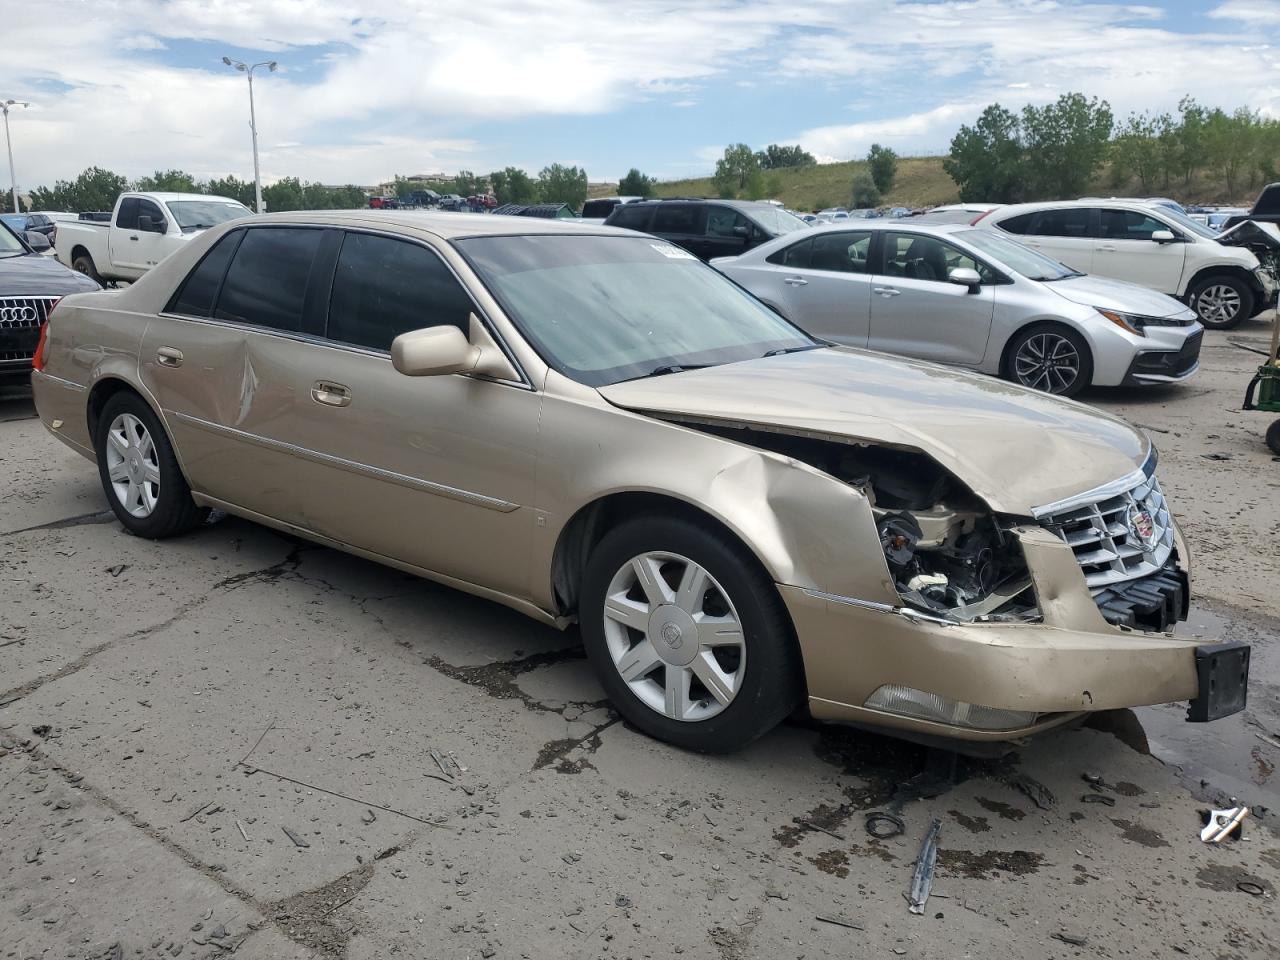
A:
<box><xmin>1</xmin><ymin>99</ymin><xmax>30</xmax><ymax>214</ymax></box>
<box><xmin>221</xmin><ymin>58</ymin><xmax>277</xmax><ymax>214</ymax></box>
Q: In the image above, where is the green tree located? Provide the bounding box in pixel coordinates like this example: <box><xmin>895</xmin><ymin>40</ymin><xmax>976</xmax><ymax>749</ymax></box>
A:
<box><xmin>712</xmin><ymin>143</ymin><xmax>760</xmax><ymax>198</ymax></box>
<box><xmin>262</xmin><ymin>177</ymin><xmax>305</xmax><ymax>212</ymax></box>
<box><xmin>1173</xmin><ymin>96</ymin><xmax>1209</xmax><ymax>186</ymax></box>
<box><xmin>744</xmin><ymin>168</ymin><xmax>766</xmax><ymax>200</ymax></box>
<box><xmin>1020</xmin><ymin>92</ymin><xmax>1113</xmax><ymax>198</ymax></box>
<box><xmin>302</xmin><ymin>182</ymin><xmax>366</xmax><ymax>209</ymax></box>
<box><xmin>133</xmin><ymin>169</ymin><xmax>200</xmax><ymax>192</ymax></box>
<box><xmin>490</xmin><ymin>166</ymin><xmax>539</xmax><ymax>204</ymax></box>
<box><xmin>451</xmin><ymin>170</ymin><xmax>482</xmax><ymax>196</ymax></box>
<box><xmin>943</xmin><ymin>104</ymin><xmax>1026</xmax><ymax>203</ymax></box>
<box><xmin>618</xmin><ymin>168</ymin><xmax>656</xmax><ymax>197</ymax></box>
<box><xmin>1110</xmin><ymin>112</ymin><xmax>1162</xmax><ymax>193</ymax></box>
<box><xmin>866</xmin><ymin>143</ymin><xmax>898</xmax><ymax>194</ymax></box>
<box><xmin>537</xmin><ymin>163</ymin><xmax>588</xmax><ymax>209</ymax></box>
<box><xmin>1205</xmin><ymin>107</ymin><xmax>1257</xmax><ymax>199</ymax></box>
<box><xmin>27</xmin><ymin>166</ymin><xmax>130</xmax><ymax>213</ymax></box>
<box><xmin>850</xmin><ymin>172</ymin><xmax>880</xmax><ymax>208</ymax></box>
<box><xmin>205</xmin><ymin>175</ymin><xmax>256</xmax><ymax>207</ymax></box>
<box><xmin>755</xmin><ymin>144</ymin><xmax>815</xmax><ymax>170</ymax></box>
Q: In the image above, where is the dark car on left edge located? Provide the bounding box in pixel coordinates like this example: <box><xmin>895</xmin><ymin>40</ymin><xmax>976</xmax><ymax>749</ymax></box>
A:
<box><xmin>0</xmin><ymin>221</ymin><xmax>100</xmax><ymax>387</ymax></box>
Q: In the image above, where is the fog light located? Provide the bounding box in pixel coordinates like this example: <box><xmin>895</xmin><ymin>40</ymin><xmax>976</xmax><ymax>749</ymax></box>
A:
<box><xmin>864</xmin><ymin>685</ymin><xmax>1036</xmax><ymax>730</ymax></box>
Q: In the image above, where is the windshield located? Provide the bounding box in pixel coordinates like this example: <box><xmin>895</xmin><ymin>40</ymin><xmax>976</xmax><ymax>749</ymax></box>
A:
<box><xmin>750</xmin><ymin>206</ymin><xmax>810</xmax><ymax>236</ymax></box>
<box><xmin>1155</xmin><ymin>205</ymin><xmax>1217</xmax><ymax>240</ymax></box>
<box><xmin>166</xmin><ymin>200</ymin><xmax>253</xmax><ymax>232</ymax></box>
<box><xmin>955</xmin><ymin>228</ymin><xmax>1080</xmax><ymax>280</ymax></box>
<box><xmin>456</xmin><ymin>235</ymin><xmax>817</xmax><ymax>386</ymax></box>
<box><xmin>0</xmin><ymin>220</ymin><xmax>27</xmax><ymax>257</ymax></box>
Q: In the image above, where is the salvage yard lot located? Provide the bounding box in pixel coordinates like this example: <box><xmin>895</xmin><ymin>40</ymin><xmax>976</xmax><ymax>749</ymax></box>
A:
<box><xmin>2</xmin><ymin>323</ymin><xmax>1278</xmax><ymax>959</ymax></box>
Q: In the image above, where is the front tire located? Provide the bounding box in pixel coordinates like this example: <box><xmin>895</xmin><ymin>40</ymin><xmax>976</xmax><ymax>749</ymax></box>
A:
<box><xmin>1004</xmin><ymin>323</ymin><xmax>1093</xmax><ymax>397</ymax></box>
<box><xmin>94</xmin><ymin>392</ymin><xmax>207</xmax><ymax>538</ymax></box>
<box><xmin>1188</xmin><ymin>275</ymin><xmax>1252</xmax><ymax>329</ymax></box>
<box><xmin>580</xmin><ymin>515</ymin><xmax>803</xmax><ymax>753</ymax></box>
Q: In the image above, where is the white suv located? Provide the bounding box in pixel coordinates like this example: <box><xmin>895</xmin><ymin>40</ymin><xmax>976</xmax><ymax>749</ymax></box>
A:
<box><xmin>977</xmin><ymin>199</ymin><xmax>1275</xmax><ymax>329</ymax></box>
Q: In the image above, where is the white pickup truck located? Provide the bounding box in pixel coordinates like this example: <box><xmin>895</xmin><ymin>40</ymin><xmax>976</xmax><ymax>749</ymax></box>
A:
<box><xmin>55</xmin><ymin>192</ymin><xmax>252</xmax><ymax>284</ymax></box>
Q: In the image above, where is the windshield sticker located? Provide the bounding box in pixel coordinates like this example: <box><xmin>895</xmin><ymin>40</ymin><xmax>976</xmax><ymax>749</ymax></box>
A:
<box><xmin>649</xmin><ymin>243</ymin><xmax>697</xmax><ymax>260</ymax></box>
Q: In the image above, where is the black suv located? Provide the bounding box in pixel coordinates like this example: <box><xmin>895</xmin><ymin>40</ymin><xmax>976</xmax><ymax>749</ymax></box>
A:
<box><xmin>603</xmin><ymin>199</ymin><xmax>809</xmax><ymax>260</ymax></box>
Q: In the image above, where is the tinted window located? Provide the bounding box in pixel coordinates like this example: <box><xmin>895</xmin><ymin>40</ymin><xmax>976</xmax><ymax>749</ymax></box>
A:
<box><xmin>1028</xmin><ymin>208</ymin><xmax>1092</xmax><ymax>238</ymax></box>
<box><xmin>995</xmin><ymin>212</ymin><xmax>1034</xmax><ymax>235</ymax></box>
<box><xmin>706</xmin><ymin>207</ymin><xmax>749</xmax><ymax>238</ymax></box>
<box><xmin>327</xmin><ymin>233</ymin><xmax>474</xmax><ymax>350</ymax></box>
<box><xmin>651</xmin><ymin>204</ymin><xmax>703</xmax><ymax>234</ymax></box>
<box><xmin>767</xmin><ymin>238</ymin><xmax>812</xmax><ymax>267</ymax></box>
<box><xmin>806</xmin><ymin>231</ymin><xmax>872</xmax><ymax>273</ymax></box>
<box><xmin>116</xmin><ymin>197</ymin><xmax>139</xmax><ymax>230</ymax></box>
<box><xmin>138</xmin><ymin>199</ymin><xmax>165</xmax><ymax>232</ymax></box>
<box><xmin>214</xmin><ymin>228</ymin><xmax>324</xmax><ymax>332</ymax></box>
<box><xmin>581</xmin><ymin>199</ymin><xmax>619</xmax><ymax>219</ymax></box>
<box><xmin>606</xmin><ymin>204</ymin><xmax>653</xmax><ymax>230</ymax></box>
<box><xmin>166</xmin><ymin>230</ymin><xmax>243</xmax><ymax>317</ymax></box>
<box><xmin>1099</xmin><ymin>208</ymin><xmax>1168</xmax><ymax>241</ymax></box>
<box><xmin>884</xmin><ymin>232</ymin><xmax>996</xmax><ymax>283</ymax></box>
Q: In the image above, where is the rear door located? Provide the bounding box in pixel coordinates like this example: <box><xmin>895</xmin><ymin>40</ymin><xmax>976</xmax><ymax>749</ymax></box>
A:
<box><xmin>868</xmin><ymin>231</ymin><xmax>996</xmax><ymax>366</ymax></box>
<box><xmin>1095</xmin><ymin>207</ymin><xmax>1186</xmax><ymax>294</ymax></box>
<box><xmin>756</xmin><ymin>230</ymin><xmax>874</xmax><ymax>345</ymax></box>
<box><xmin>999</xmin><ymin>207</ymin><xmax>1096</xmax><ymax>274</ymax></box>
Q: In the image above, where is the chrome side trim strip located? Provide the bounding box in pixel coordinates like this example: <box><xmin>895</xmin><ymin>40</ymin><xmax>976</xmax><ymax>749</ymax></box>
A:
<box><xmin>32</xmin><ymin>370</ymin><xmax>87</xmax><ymax>392</ymax></box>
<box><xmin>170</xmin><ymin>412</ymin><xmax>519</xmax><ymax>513</ymax></box>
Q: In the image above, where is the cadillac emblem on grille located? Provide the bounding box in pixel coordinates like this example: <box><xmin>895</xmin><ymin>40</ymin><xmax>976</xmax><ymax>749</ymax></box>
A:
<box><xmin>1128</xmin><ymin>507</ymin><xmax>1156</xmax><ymax>546</ymax></box>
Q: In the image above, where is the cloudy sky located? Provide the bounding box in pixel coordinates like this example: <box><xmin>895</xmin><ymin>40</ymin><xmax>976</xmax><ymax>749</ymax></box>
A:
<box><xmin>3</xmin><ymin>0</ymin><xmax>1279</xmax><ymax>190</ymax></box>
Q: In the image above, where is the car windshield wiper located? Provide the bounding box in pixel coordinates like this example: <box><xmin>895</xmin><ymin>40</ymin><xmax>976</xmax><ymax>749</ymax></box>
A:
<box><xmin>642</xmin><ymin>363</ymin><xmax>714</xmax><ymax>378</ymax></box>
<box><xmin>761</xmin><ymin>344</ymin><xmax>821</xmax><ymax>357</ymax></box>
<box><xmin>1028</xmin><ymin>272</ymin><xmax>1084</xmax><ymax>282</ymax></box>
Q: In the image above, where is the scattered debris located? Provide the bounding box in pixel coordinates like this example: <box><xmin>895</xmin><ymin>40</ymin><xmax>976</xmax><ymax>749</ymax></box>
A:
<box><xmin>908</xmin><ymin>819</ymin><xmax>942</xmax><ymax>915</ymax></box>
<box><xmin>1081</xmin><ymin>794</ymin><xmax>1116</xmax><ymax>806</ymax></box>
<box><xmin>430</xmin><ymin>749</ymin><xmax>455</xmax><ymax>779</ymax></box>
<box><xmin>105</xmin><ymin>564</ymin><xmax>129</xmax><ymax>577</ymax></box>
<box><xmin>1008</xmin><ymin>774</ymin><xmax>1056</xmax><ymax>810</ymax></box>
<box><xmin>815</xmin><ymin>914</ymin><xmax>864</xmax><ymax>930</ymax></box>
<box><xmin>235</xmin><ymin>819</ymin><xmax>250</xmax><ymax>842</ymax></box>
<box><xmin>361</xmin><ymin>809</ymin><xmax>377</xmax><ymax>825</ymax></box>
<box><xmin>1256</xmin><ymin>732</ymin><xmax>1280</xmax><ymax>751</ymax></box>
<box><xmin>1237</xmin><ymin>881</ymin><xmax>1265</xmax><ymax>897</ymax></box>
<box><xmin>179</xmin><ymin>801</ymin><xmax>213</xmax><ymax>823</ymax></box>
<box><xmin>1201</xmin><ymin>452</ymin><xmax>1234</xmax><ymax>461</ymax></box>
<box><xmin>282</xmin><ymin>827</ymin><xmax>311</xmax><ymax>848</ymax></box>
<box><xmin>1052</xmin><ymin>931</ymin><xmax>1089</xmax><ymax>946</ymax></box>
<box><xmin>1200</xmin><ymin>806</ymin><xmax>1249</xmax><ymax>843</ymax></box>
<box><xmin>866</xmin><ymin>811</ymin><xmax>906</xmax><ymax>839</ymax></box>
<box><xmin>794</xmin><ymin>816</ymin><xmax>845</xmax><ymax>842</ymax></box>
<box><xmin>31</xmin><ymin>724</ymin><xmax>51</xmax><ymax>737</ymax></box>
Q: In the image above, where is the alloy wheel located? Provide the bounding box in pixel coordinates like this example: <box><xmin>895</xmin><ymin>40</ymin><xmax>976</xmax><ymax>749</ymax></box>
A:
<box><xmin>601</xmin><ymin>551</ymin><xmax>746</xmax><ymax>722</ymax></box>
<box><xmin>104</xmin><ymin>413</ymin><xmax>161</xmax><ymax>518</ymax></box>
<box><xmin>1013</xmin><ymin>332</ymin><xmax>1081</xmax><ymax>394</ymax></box>
<box><xmin>1195</xmin><ymin>284</ymin><xmax>1241</xmax><ymax>325</ymax></box>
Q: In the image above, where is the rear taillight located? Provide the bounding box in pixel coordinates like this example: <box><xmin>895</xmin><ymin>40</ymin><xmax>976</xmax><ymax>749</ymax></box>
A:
<box><xmin>31</xmin><ymin>302</ymin><xmax>58</xmax><ymax>372</ymax></box>
<box><xmin>969</xmin><ymin>210</ymin><xmax>993</xmax><ymax>225</ymax></box>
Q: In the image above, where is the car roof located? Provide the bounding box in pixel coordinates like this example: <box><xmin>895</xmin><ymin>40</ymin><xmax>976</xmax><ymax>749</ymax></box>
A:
<box><xmin>244</xmin><ymin>209</ymin><xmax>634</xmax><ymax>239</ymax></box>
<box><xmin>802</xmin><ymin>219</ymin><xmax>971</xmax><ymax>235</ymax></box>
<box><xmin>991</xmin><ymin>199</ymin><xmax>1174</xmax><ymax>216</ymax></box>
<box><xmin>135</xmin><ymin>192</ymin><xmax>247</xmax><ymax>203</ymax></box>
<box><xmin>625</xmin><ymin>198</ymin><xmax>782</xmax><ymax>210</ymax></box>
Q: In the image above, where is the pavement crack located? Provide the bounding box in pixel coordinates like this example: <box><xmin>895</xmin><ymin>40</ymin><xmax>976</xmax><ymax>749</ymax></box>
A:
<box><xmin>424</xmin><ymin>646</ymin><xmax>589</xmax><ymax>713</ymax></box>
<box><xmin>532</xmin><ymin>717</ymin><xmax>619</xmax><ymax>773</ymax></box>
<box><xmin>0</xmin><ymin>509</ymin><xmax>116</xmax><ymax>538</ymax></box>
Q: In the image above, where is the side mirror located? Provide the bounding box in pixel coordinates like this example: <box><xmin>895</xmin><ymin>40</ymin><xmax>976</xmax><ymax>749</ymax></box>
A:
<box><xmin>138</xmin><ymin>215</ymin><xmax>166</xmax><ymax>233</ymax></box>
<box><xmin>732</xmin><ymin>224</ymin><xmax>750</xmax><ymax>238</ymax></box>
<box><xmin>391</xmin><ymin>326</ymin><xmax>479</xmax><ymax>377</ymax></box>
<box><xmin>24</xmin><ymin>230</ymin><xmax>50</xmax><ymax>252</ymax></box>
<box><xmin>1151</xmin><ymin>229</ymin><xmax>1176</xmax><ymax>243</ymax></box>
<box><xmin>948</xmin><ymin>266</ymin><xmax>982</xmax><ymax>292</ymax></box>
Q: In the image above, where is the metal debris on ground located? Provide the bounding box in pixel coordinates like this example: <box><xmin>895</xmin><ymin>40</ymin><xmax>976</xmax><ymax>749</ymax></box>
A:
<box><xmin>1256</xmin><ymin>732</ymin><xmax>1280</xmax><ymax>751</ymax></box>
<box><xmin>793</xmin><ymin>816</ymin><xmax>845</xmax><ymax>841</ymax></box>
<box><xmin>1081</xmin><ymin>794</ymin><xmax>1117</xmax><ymax>806</ymax></box>
<box><xmin>235</xmin><ymin>819</ymin><xmax>250</xmax><ymax>841</ymax></box>
<box><xmin>179</xmin><ymin>801</ymin><xmax>212</xmax><ymax>823</ymax></box>
<box><xmin>815</xmin><ymin>914</ymin><xmax>864</xmax><ymax>930</ymax></box>
<box><xmin>907</xmin><ymin>819</ymin><xmax>942</xmax><ymax>916</ymax></box>
<box><xmin>105</xmin><ymin>564</ymin><xmax>129</xmax><ymax>577</ymax></box>
<box><xmin>865</xmin><ymin>811</ymin><xmax>906</xmax><ymax>839</ymax></box>
<box><xmin>1052</xmin><ymin>931</ymin><xmax>1089</xmax><ymax>946</ymax></box>
<box><xmin>1008</xmin><ymin>773</ymin><xmax>1056</xmax><ymax>810</ymax></box>
<box><xmin>1237</xmin><ymin>881</ymin><xmax>1265</xmax><ymax>897</ymax></box>
<box><xmin>282</xmin><ymin>826</ymin><xmax>311</xmax><ymax>848</ymax></box>
<box><xmin>1201</xmin><ymin>452</ymin><xmax>1234</xmax><ymax>461</ymax></box>
<box><xmin>1200</xmin><ymin>806</ymin><xmax>1249</xmax><ymax>843</ymax></box>
<box><xmin>361</xmin><ymin>809</ymin><xmax>377</xmax><ymax>824</ymax></box>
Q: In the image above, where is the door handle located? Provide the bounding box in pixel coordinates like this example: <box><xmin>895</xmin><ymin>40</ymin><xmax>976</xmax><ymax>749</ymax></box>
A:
<box><xmin>873</xmin><ymin>286</ymin><xmax>901</xmax><ymax>297</ymax></box>
<box><xmin>1096</xmin><ymin>243</ymin><xmax>1117</xmax><ymax>251</ymax></box>
<box><xmin>311</xmin><ymin>381</ymin><xmax>352</xmax><ymax>407</ymax></box>
<box><xmin>156</xmin><ymin>346</ymin><xmax>183</xmax><ymax>367</ymax></box>
<box><xmin>129</xmin><ymin>234</ymin><xmax>139</xmax><ymax>241</ymax></box>
<box><xmin>783</xmin><ymin>276</ymin><xmax>808</xmax><ymax>286</ymax></box>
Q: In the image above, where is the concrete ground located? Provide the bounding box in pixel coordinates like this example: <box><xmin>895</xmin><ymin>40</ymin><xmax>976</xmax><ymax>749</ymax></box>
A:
<box><xmin>1</xmin><ymin>321</ymin><xmax>1277</xmax><ymax>960</ymax></box>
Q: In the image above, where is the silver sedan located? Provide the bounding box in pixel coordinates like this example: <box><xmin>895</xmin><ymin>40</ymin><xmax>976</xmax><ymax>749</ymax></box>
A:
<box><xmin>713</xmin><ymin>221</ymin><xmax>1203</xmax><ymax>396</ymax></box>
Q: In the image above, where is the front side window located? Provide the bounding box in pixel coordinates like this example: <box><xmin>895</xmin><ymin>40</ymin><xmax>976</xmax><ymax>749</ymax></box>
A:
<box><xmin>214</xmin><ymin>227</ymin><xmax>324</xmax><ymax>332</ymax></box>
<box><xmin>651</xmin><ymin>204</ymin><xmax>704</xmax><ymax>234</ymax></box>
<box><xmin>706</xmin><ymin>207</ymin><xmax>748</xmax><ymax>238</ymax></box>
<box><xmin>115</xmin><ymin>197</ymin><xmax>139</xmax><ymax>230</ymax></box>
<box><xmin>327</xmin><ymin>232</ymin><xmax>474</xmax><ymax>351</ymax></box>
<box><xmin>137</xmin><ymin>199</ymin><xmax>165</xmax><ymax>233</ymax></box>
<box><xmin>166</xmin><ymin>230</ymin><xmax>244</xmax><ymax>316</ymax></box>
<box><xmin>1099</xmin><ymin>209</ymin><xmax>1168</xmax><ymax>241</ymax></box>
<box><xmin>748</xmin><ymin>205</ymin><xmax>810</xmax><ymax>236</ymax></box>
<box><xmin>883</xmin><ymin>232</ymin><xmax>995</xmax><ymax>283</ymax></box>
<box><xmin>457</xmin><ymin>235</ymin><xmax>815</xmax><ymax>386</ymax></box>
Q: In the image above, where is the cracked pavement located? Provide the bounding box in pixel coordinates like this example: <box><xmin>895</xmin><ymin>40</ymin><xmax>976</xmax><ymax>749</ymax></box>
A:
<box><xmin>2</xmin><ymin>323</ymin><xmax>1279</xmax><ymax>959</ymax></box>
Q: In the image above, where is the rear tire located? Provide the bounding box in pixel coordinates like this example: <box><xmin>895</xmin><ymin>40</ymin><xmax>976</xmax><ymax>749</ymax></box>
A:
<box><xmin>580</xmin><ymin>514</ymin><xmax>803</xmax><ymax>753</ymax></box>
<box><xmin>1188</xmin><ymin>275</ymin><xmax>1252</xmax><ymax>330</ymax></box>
<box><xmin>94</xmin><ymin>392</ymin><xmax>208</xmax><ymax>539</ymax></box>
<box><xmin>1266</xmin><ymin>419</ymin><xmax>1280</xmax><ymax>456</ymax></box>
<box><xmin>72</xmin><ymin>254</ymin><xmax>103</xmax><ymax>286</ymax></box>
<box><xmin>1004</xmin><ymin>323</ymin><xmax>1093</xmax><ymax>398</ymax></box>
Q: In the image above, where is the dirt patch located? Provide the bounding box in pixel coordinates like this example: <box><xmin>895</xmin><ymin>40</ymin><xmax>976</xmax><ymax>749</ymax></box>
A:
<box><xmin>1195</xmin><ymin>864</ymin><xmax>1273</xmax><ymax>895</ymax></box>
<box><xmin>1253</xmin><ymin>747</ymin><xmax>1276</xmax><ymax>784</ymax></box>
<box><xmin>949</xmin><ymin>809</ymin><xmax>991</xmax><ymax>833</ymax></box>
<box><xmin>773</xmin><ymin>802</ymin><xmax>852</xmax><ymax>848</ymax></box>
<box><xmin>1260</xmin><ymin>848</ymin><xmax>1280</xmax><ymax>871</ymax></box>
<box><xmin>1110</xmin><ymin>818</ymin><xmax>1170</xmax><ymax>848</ymax></box>
<box><xmin>266</xmin><ymin>856</ymin><xmax>386</xmax><ymax>958</ymax></box>
<box><xmin>936</xmin><ymin>849</ymin><xmax>1044</xmax><ymax>879</ymax></box>
<box><xmin>709</xmin><ymin>909</ymin><xmax>760</xmax><ymax>960</ymax></box>
<box><xmin>848</xmin><ymin>842</ymin><xmax>897</xmax><ymax>863</ymax></box>
<box><xmin>807</xmin><ymin>848</ymin><xmax>849</xmax><ymax>878</ymax></box>
<box><xmin>1112</xmin><ymin>781</ymin><xmax>1146</xmax><ymax>796</ymax></box>
<box><xmin>976</xmin><ymin>797</ymin><xmax>1026</xmax><ymax>821</ymax></box>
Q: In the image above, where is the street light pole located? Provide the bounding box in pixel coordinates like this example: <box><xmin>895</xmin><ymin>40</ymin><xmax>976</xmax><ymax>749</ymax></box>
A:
<box><xmin>221</xmin><ymin>58</ymin><xmax>278</xmax><ymax>214</ymax></box>
<box><xmin>1</xmin><ymin>99</ymin><xmax>30</xmax><ymax>214</ymax></box>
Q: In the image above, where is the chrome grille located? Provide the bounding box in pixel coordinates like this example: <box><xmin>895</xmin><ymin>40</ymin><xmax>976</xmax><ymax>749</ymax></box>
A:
<box><xmin>0</xmin><ymin>297</ymin><xmax>57</xmax><ymax>330</ymax></box>
<box><xmin>1038</xmin><ymin>473</ymin><xmax>1175</xmax><ymax>590</ymax></box>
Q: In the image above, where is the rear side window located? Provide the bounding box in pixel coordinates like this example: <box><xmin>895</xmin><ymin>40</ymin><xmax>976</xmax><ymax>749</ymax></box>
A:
<box><xmin>326</xmin><ymin>232</ymin><xmax>474</xmax><ymax>350</ymax></box>
<box><xmin>651</xmin><ymin>204</ymin><xmax>704</xmax><ymax>234</ymax></box>
<box><xmin>606</xmin><ymin>205</ymin><xmax>653</xmax><ymax>230</ymax></box>
<box><xmin>767</xmin><ymin>237</ymin><xmax>813</xmax><ymax>267</ymax></box>
<box><xmin>995</xmin><ymin>212</ymin><xmax>1034</xmax><ymax>234</ymax></box>
<box><xmin>115</xmin><ymin>197</ymin><xmax>139</xmax><ymax>230</ymax></box>
<box><xmin>1027</xmin><ymin>208</ymin><xmax>1092</xmax><ymax>238</ymax></box>
<box><xmin>166</xmin><ymin>230</ymin><xmax>243</xmax><ymax>317</ymax></box>
<box><xmin>214</xmin><ymin>227</ymin><xmax>324</xmax><ymax>332</ymax></box>
<box><xmin>581</xmin><ymin>199</ymin><xmax>618</xmax><ymax>219</ymax></box>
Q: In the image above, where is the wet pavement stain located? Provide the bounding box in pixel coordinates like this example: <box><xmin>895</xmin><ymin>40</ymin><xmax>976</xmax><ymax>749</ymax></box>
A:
<box><xmin>1071</xmin><ymin>863</ymin><xmax>1099</xmax><ymax>886</ymax></box>
<box><xmin>1109</xmin><ymin>817</ymin><xmax>1170</xmax><ymax>848</ymax></box>
<box><xmin>949</xmin><ymin>809</ymin><xmax>991</xmax><ymax>833</ymax></box>
<box><xmin>847</xmin><ymin>842</ymin><xmax>897</xmax><ymax>864</ymax></box>
<box><xmin>807</xmin><ymin>848</ymin><xmax>849</xmax><ymax>878</ymax></box>
<box><xmin>773</xmin><ymin>802</ymin><xmax>852</xmax><ymax>848</ymax></box>
<box><xmin>976</xmin><ymin>797</ymin><xmax>1026</xmax><ymax>821</ymax></box>
<box><xmin>1252</xmin><ymin>747</ymin><xmax>1275</xmax><ymax>784</ymax></box>
<box><xmin>936</xmin><ymin>849</ymin><xmax>1044</xmax><ymax>879</ymax></box>
<box><xmin>1195</xmin><ymin>864</ymin><xmax>1273</xmax><ymax>895</ymax></box>
<box><xmin>1112</xmin><ymin>780</ymin><xmax>1146</xmax><ymax>796</ymax></box>
<box><xmin>426</xmin><ymin>646</ymin><xmax>589</xmax><ymax>712</ymax></box>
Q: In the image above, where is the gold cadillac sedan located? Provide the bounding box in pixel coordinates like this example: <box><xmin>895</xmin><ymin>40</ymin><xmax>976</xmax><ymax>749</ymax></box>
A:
<box><xmin>31</xmin><ymin>212</ymin><xmax>1249</xmax><ymax>752</ymax></box>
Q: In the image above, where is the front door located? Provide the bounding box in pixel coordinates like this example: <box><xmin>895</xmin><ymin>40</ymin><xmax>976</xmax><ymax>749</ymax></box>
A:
<box><xmin>868</xmin><ymin>231</ymin><xmax>996</xmax><ymax>366</ymax></box>
<box><xmin>1095</xmin><ymin>207</ymin><xmax>1187</xmax><ymax>294</ymax></box>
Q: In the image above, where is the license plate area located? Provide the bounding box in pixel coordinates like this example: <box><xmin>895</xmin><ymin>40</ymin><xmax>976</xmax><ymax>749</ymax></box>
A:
<box><xmin>1186</xmin><ymin>642</ymin><xmax>1250</xmax><ymax>722</ymax></box>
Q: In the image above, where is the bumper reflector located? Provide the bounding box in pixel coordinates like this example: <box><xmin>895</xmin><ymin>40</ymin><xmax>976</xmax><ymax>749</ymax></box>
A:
<box><xmin>864</xmin><ymin>685</ymin><xmax>1037</xmax><ymax>730</ymax></box>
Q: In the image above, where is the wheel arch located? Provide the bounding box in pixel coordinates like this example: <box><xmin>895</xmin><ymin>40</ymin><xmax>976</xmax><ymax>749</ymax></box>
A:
<box><xmin>1183</xmin><ymin>264</ymin><xmax>1260</xmax><ymax>300</ymax></box>
<box><xmin>86</xmin><ymin>377</ymin><xmax>197</xmax><ymax>488</ymax></box>
<box><xmin>998</xmin><ymin>317</ymin><xmax>1095</xmax><ymax>382</ymax></box>
<box><xmin>69</xmin><ymin>244</ymin><xmax>93</xmax><ymax>265</ymax></box>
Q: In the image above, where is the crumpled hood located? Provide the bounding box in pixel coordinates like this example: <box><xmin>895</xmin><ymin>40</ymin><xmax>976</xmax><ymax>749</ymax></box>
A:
<box><xmin>1047</xmin><ymin>273</ymin><xmax>1191</xmax><ymax>318</ymax></box>
<box><xmin>598</xmin><ymin>347</ymin><xmax>1149</xmax><ymax>515</ymax></box>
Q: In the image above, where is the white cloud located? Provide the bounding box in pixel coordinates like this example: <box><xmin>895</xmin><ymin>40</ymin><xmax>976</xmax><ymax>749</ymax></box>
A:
<box><xmin>796</xmin><ymin>103</ymin><xmax>984</xmax><ymax>159</ymax></box>
<box><xmin>1209</xmin><ymin>0</ymin><xmax>1280</xmax><ymax>25</ymax></box>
